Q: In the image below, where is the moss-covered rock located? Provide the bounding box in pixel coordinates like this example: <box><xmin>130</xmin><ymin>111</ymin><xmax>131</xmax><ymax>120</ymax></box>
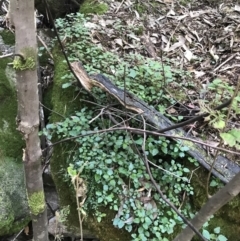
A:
<box><xmin>0</xmin><ymin>157</ymin><xmax>30</xmax><ymax>235</ymax></box>
<box><xmin>0</xmin><ymin>58</ymin><xmax>23</xmax><ymax>158</ymax></box>
<box><xmin>0</xmin><ymin>32</ymin><xmax>29</xmax><ymax>236</ymax></box>
<box><xmin>35</xmin><ymin>0</ymin><xmax>81</xmax><ymax>21</ymax></box>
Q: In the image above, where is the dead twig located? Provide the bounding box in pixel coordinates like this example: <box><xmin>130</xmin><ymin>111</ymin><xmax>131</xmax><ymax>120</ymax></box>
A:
<box><xmin>140</xmin><ymin>115</ymin><xmax>207</xmax><ymax>241</ymax></box>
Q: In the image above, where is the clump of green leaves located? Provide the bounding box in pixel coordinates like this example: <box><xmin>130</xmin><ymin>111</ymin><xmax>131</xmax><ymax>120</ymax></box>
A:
<box><xmin>220</xmin><ymin>129</ymin><xmax>240</xmax><ymax>150</ymax></box>
<box><xmin>53</xmin><ymin>13</ymin><xmax>190</xmax><ymax>110</ymax></box>
<box><xmin>44</xmin><ymin>107</ymin><xmax>196</xmax><ymax>240</ymax></box>
<box><xmin>202</xmin><ymin>78</ymin><xmax>240</xmax><ymax>149</ymax></box>
<box><xmin>48</xmin><ymin>13</ymin><xmax>230</xmax><ymax>240</ymax></box>
<box><xmin>202</xmin><ymin>221</ymin><xmax>228</xmax><ymax>241</ymax></box>
<box><xmin>44</xmin><ymin>11</ymin><xmax>236</xmax><ymax>241</ymax></box>
<box><xmin>207</xmin><ymin>79</ymin><xmax>235</xmax><ymax>106</ymax></box>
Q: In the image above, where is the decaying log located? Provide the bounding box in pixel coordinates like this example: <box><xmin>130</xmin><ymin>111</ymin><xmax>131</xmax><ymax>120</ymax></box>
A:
<box><xmin>71</xmin><ymin>61</ymin><xmax>240</xmax><ymax>183</ymax></box>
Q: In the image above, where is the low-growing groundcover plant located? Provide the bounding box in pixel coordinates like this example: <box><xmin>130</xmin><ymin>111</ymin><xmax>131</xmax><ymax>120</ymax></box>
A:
<box><xmin>44</xmin><ymin>12</ymin><xmax>231</xmax><ymax>241</ymax></box>
<box><xmin>44</xmin><ymin>106</ymin><xmax>227</xmax><ymax>241</ymax></box>
<box><xmin>44</xmin><ymin>107</ymin><xmax>196</xmax><ymax>240</ymax></box>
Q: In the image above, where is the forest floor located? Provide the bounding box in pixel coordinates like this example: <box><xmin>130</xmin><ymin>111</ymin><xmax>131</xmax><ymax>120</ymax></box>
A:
<box><xmin>84</xmin><ymin>0</ymin><xmax>240</xmax><ymax>163</ymax></box>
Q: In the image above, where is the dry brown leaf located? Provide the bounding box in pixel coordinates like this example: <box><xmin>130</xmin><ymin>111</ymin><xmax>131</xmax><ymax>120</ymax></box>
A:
<box><xmin>164</xmin><ymin>36</ymin><xmax>185</xmax><ymax>52</ymax></box>
<box><xmin>137</xmin><ymin>187</ymin><xmax>146</xmax><ymax>192</ymax></box>
<box><xmin>234</xmin><ymin>5</ymin><xmax>240</xmax><ymax>12</ymax></box>
<box><xmin>115</xmin><ymin>38</ymin><xmax>123</xmax><ymax>47</ymax></box>
<box><xmin>24</xmin><ymin>225</ymin><xmax>29</xmax><ymax>235</ymax></box>
<box><xmin>187</xmin><ymin>103</ymin><xmax>196</xmax><ymax>108</ymax></box>
<box><xmin>167</xmin><ymin>108</ymin><xmax>177</xmax><ymax>114</ymax></box>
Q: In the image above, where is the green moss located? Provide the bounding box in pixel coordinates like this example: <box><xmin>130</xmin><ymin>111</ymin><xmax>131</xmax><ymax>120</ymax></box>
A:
<box><xmin>0</xmin><ymin>191</ymin><xmax>14</xmax><ymax>230</ymax></box>
<box><xmin>13</xmin><ymin>57</ymin><xmax>35</xmax><ymax>70</ymax></box>
<box><xmin>0</xmin><ymin>58</ymin><xmax>23</xmax><ymax>158</ymax></box>
<box><xmin>1</xmin><ymin>30</ymin><xmax>15</xmax><ymax>45</ymax></box>
<box><xmin>80</xmin><ymin>0</ymin><xmax>109</xmax><ymax>15</ymax></box>
<box><xmin>50</xmin><ymin>48</ymin><xmax>81</xmax><ymax>122</ymax></box>
<box><xmin>8</xmin><ymin>218</ymin><xmax>30</xmax><ymax>235</ymax></box>
<box><xmin>50</xmin><ymin>47</ymin><xmax>83</xmax><ymax>227</ymax></box>
<box><xmin>0</xmin><ymin>213</ymin><xmax>30</xmax><ymax>236</ymax></box>
<box><xmin>28</xmin><ymin>191</ymin><xmax>45</xmax><ymax>215</ymax></box>
<box><xmin>13</xmin><ymin>47</ymin><xmax>36</xmax><ymax>70</ymax></box>
<box><xmin>0</xmin><ymin>158</ymin><xmax>30</xmax><ymax>235</ymax></box>
<box><xmin>192</xmin><ymin>216</ymin><xmax>240</xmax><ymax>241</ymax></box>
<box><xmin>86</xmin><ymin>207</ymin><xmax>132</xmax><ymax>241</ymax></box>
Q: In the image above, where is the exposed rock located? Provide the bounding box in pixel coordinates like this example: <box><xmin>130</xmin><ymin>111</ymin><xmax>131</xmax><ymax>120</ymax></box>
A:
<box><xmin>0</xmin><ymin>158</ymin><xmax>30</xmax><ymax>235</ymax></box>
<box><xmin>35</xmin><ymin>0</ymin><xmax>81</xmax><ymax>23</ymax></box>
<box><xmin>48</xmin><ymin>216</ymin><xmax>97</xmax><ymax>241</ymax></box>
